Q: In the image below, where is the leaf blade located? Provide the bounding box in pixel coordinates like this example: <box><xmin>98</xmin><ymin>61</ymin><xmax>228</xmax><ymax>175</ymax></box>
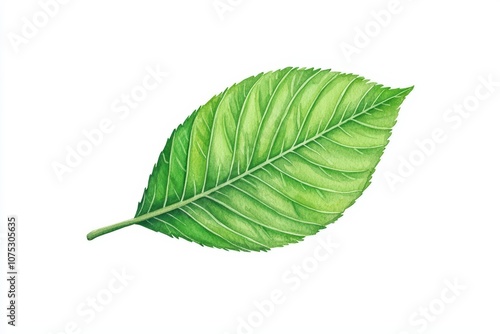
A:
<box><xmin>87</xmin><ymin>68</ymin><xmax>412</xmax><ymax>251</ymax></box>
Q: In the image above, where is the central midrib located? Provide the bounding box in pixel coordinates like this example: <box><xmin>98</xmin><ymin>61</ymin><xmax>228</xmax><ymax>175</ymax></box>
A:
<box><xmin>127</xmin><ymin>89</ymin><xmax>405</xmax><ymax>226</ymax></box>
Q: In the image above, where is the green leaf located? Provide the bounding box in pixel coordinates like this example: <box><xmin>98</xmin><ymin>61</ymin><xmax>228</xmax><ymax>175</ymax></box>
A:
<box><xmin>87</xmin><ymin>67</ymin><xmax>412</xmax><ymax>251</ymax></box>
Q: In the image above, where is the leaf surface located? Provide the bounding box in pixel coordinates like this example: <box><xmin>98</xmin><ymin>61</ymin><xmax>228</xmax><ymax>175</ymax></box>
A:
<box><xmin>87</xmin><ymin>68</ymin><xmax>412</xmax><ymax>251</ymax></box>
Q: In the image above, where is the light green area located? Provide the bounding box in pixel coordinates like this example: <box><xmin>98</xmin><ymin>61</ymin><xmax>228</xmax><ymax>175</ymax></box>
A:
<box><xmin>87</xmin><ymin>67</ymin><xmax>412</xmax><ymax>251</ymax></box>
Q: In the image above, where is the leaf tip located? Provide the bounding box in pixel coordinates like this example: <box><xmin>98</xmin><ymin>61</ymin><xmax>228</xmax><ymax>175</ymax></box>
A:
<box><xmin>401</xmin><ymin>85</ymin><xmax>415</xmax><ymax>95</ymax></box>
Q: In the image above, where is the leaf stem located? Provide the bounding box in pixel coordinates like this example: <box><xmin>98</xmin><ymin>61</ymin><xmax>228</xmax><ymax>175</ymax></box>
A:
<box><xmin>86</xmin><ymin>218</ymin><xmax>139</xmax><ymax>240</ymax></box>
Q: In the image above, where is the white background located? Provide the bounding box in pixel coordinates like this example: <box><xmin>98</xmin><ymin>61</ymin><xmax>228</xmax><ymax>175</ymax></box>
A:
<box><xmin>1</xmin><ymin>0</ymin><xmax>499</xmax><ymax>333</ymax></box>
